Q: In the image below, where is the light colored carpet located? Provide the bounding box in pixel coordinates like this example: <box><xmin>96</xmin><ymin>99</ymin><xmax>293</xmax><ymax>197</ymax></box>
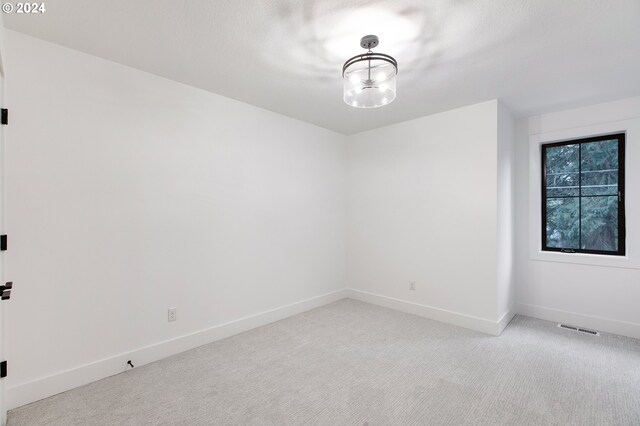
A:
<box><xmin>8</xmin><ymin>299</ymin><xmax>640</xmax><ymax>425</ymax></box>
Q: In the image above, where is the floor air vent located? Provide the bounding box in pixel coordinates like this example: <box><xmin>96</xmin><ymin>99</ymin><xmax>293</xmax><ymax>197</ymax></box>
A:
<box><xmin>557</xmin><ymin>323</ymin><xmax>599</xmax><ymax>336</ymax></box>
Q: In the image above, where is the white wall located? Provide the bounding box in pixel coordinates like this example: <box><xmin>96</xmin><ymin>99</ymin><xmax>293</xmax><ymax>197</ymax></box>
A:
<box><xmin>496</xmin><ymin>103</ymin><xmax>515</xmax><ymax>324</ymax></box>
<box><xmin>514</xmin><ymin>96</ymin><xmax>640</xmax><ymax>339</ymax></box>
<box><xmin>346</xmin><ymin>100</ymin><xmax>514</xmax><ymax>334</ymax></box>
<box><xmin>3</xmin><ymin>31</ymin><xmax>347</xmax><ymax>408</ymax></box>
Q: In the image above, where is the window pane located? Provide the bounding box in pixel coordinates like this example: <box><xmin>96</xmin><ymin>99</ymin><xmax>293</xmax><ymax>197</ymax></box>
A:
<box><xmin>545</xmin><ymin>144</ymin><xmax>579</xmax><ymax>197</ymax></box>
<box><xmin>581</xmin><ymin>196</ymin><xmax>618</xmax><ymax>252</ymax></box>
<box><xmin>581</xmin><ymin>140</ymin><xmax>618</xmax><ymax>196</ymax></box>
<box><xmin>546</xmin><ymin>197</ymin><xmax>579</xmax><ymax>249</ymax></box>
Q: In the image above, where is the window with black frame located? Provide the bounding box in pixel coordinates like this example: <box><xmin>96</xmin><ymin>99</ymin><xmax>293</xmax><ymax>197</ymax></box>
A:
<box><xmin>541</xmin><ymin>133</ymin><xmax>625</xmax><ymax>255</ymax></box>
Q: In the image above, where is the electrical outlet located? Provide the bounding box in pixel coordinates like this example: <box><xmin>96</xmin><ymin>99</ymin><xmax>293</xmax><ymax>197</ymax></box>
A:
<box><xmin>409</xmin><ymin>281</ymin><xmax>416</xmax><ymax>291</ymax></box>
<box><xmin>168</xmin><ymin>307</ymin><xmax>177</xmax><ymax>322</ymax></box>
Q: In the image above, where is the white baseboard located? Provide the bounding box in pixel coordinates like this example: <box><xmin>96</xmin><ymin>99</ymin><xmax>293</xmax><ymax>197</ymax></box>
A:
<box><xmin>346</xmin><ymin>288</ymin><xmax>509</xmax><ymax>336</ymax></box>
<box><xmin>496</xmin><ymin>309</ymin><xmax>516</xmax><ymax>335</ymax></box>
<box><xmin>7</xmin><ymin>289</ymin><xmax>349</xmax><ymax>410</ymax></box>
<box><xmin>516</xmin><ymin>302</ymin><xmax>640</xmax><ymax>340</ymax></box>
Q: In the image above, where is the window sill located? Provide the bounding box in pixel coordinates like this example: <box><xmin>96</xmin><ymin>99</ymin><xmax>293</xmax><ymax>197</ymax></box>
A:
<box><xmin>530</xmin><ymin>250</ymin><xmax>639</xmax><ymax>270</ymax></box>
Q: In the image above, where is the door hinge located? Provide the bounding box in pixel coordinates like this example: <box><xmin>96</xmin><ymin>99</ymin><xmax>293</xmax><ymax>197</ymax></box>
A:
<box><xmin>1</xmin><ymin>282</ymin><xmax>12</xmax><ymax>300</ymax></box>
<box><xmin>0</xmin><ymin>235</ymin><xmax>6</xmax><ymax>251</ymax></box>
<box><xmin>1</xmin><ymin>108</ymin><xmax>7</xmax><ymax>125</ymax></box>
<box><xmin>0</xmin><ymin>361</ymin><xmax>6</xmax><ymax>378</ymax></box>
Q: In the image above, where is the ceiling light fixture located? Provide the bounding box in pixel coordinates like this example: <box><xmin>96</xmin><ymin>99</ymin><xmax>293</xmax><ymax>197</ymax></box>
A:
<box><xmin>342</xmin><ymin>35</ymin><xmax>398</xmax><ymax>108</ymax></box>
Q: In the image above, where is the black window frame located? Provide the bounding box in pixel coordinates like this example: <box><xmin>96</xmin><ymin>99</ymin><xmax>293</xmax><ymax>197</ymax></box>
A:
<box><xmin>541</xmin><ymin>133</ymin><xmax>626</xmax><ymax>256</ymax></box>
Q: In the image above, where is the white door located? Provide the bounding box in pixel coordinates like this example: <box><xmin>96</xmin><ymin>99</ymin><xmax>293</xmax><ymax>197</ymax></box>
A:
<box><xmin>0</xmin><ymin>43</ymin><xmax>6</xmax><ymax>425</ymax></box>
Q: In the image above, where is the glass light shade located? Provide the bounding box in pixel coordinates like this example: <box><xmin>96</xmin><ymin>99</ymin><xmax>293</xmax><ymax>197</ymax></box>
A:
<box><xmin>343</xmin><ymin>59</ymin><xmax>396</xmax><ymax>108</ymax></box>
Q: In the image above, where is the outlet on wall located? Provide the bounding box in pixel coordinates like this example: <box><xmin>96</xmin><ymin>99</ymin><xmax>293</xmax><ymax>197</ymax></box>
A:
<box><xmin>168</xmin><ymin>307</ymin><xmax>177</xmax><ymax>322</ymax></box>
<box><xmin>409</xmin><ymin>281</ymin><xmax>416</xmax><ymax>291</ymax></box>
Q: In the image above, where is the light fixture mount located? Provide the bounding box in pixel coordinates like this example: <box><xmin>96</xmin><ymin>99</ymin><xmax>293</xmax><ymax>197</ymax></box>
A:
<box><xmin>359</xmin><ymin>35</ymin><xmax>379</xmax><ymax>50</ymax></box>
<box><xmin>342</xmin><ymin>35</ymin><xmax>398</xmax><ymax>108</ymax></box>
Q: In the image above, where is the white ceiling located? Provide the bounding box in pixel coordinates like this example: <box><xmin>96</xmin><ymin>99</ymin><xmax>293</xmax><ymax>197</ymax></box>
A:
<box><xmin>5</xmin><ymin>0</ymin><xmax>640</xmax><ymax>134</ymax></box>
